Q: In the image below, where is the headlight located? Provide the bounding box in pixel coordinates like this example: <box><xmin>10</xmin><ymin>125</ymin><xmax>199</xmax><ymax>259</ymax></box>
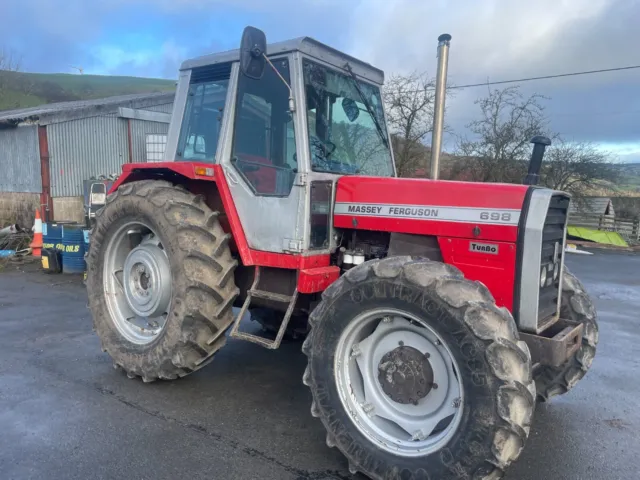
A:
<box><xmin>540</xmin><ymin>267</ymin><xmax>547</xmax><ymax>288</ymax></box>
<box><xmin>553</xmin><ymin>262</ymin><xmax>560</xmax><ymax>281</ymax></box>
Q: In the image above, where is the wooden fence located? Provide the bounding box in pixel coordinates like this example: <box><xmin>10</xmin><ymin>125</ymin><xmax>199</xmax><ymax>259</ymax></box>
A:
<box><xmin>568</xmin><ymin>214</ymin><xmax>640</xmax><ymax>241</ymax></box>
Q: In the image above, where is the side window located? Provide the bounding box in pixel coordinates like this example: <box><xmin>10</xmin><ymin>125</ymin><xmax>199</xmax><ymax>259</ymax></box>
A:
<box><xmin>176</xmin><ymin>65</ymin><xmax>231</xmax><ymax>162</ymax></box>
<box><xmin>232</xmin><ymin>58</ymin><xmax>297</xmax><ymax>196</ymax></box>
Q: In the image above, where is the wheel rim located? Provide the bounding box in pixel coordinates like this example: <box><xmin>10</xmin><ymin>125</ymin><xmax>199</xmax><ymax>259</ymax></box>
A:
<box><xmin>103</xmin><ymin>221</ymin><xmax>172</xmax><ymax>345</ymax></box>
<box><xmin>334</xmin><ymin>308</ymin><xmax>464</xmax><ymax>457</ymax></box>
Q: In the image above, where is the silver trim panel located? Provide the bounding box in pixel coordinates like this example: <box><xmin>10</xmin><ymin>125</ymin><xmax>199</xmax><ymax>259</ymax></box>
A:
<box><xmin>517</xmin><ymin>189</ymin><xmax>572</xmax><ymax>333</ymax></box>
<box><xmin>335</xmin><ymin>202</ymin><xmax>521</xmax><ymax>226</ymax></box>
<box><xmin>165</xmin><ymin>69</ymin><xmax>191</xmax><ymax>161</ymax></box>
<box><xmin>518</xmin><ymin>189</ymin><xmax>552</xmax><ymax>332</ymax></box>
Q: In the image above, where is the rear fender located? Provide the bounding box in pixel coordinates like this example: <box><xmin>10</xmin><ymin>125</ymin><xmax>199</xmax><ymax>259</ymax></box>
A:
<box><xmin>109</xmin><ymin>162</ymin><xmax>245</xmax><ymax>258</ymax></box>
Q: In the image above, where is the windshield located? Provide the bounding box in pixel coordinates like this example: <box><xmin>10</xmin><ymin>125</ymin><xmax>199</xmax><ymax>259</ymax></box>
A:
<box><xmin>303</xmin><ymin>60</ymin><xmax>394</xmax><ymax>176</ymax></box>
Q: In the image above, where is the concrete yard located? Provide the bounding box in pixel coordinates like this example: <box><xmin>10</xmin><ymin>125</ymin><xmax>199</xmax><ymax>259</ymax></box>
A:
<box><xmin>1</xmin><ymin>252</ymin><xmax>639</xmax><ymax>479</ymax></box>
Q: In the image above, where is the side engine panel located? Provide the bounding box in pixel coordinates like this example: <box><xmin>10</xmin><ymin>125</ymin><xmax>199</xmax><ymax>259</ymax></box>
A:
<box><xmin>332</xmin><ymin>175</ymin><xmax>569</xmax><ymax>333</ymax></box>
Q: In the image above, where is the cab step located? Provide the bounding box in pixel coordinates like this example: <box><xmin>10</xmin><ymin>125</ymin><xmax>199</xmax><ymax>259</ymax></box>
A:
<box><xmin>249</xmin><ymin>289</ymin><xmax>293</xmax><ymax>303</ymax></box>
<box><xmin>229</xmin><ymin>266</ymin><xmax>299</xmax><ymax>349</ymax></box>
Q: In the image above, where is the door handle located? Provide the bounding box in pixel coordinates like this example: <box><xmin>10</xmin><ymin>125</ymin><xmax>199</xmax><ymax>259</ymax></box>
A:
<box><xmin>225</xmin><ymin>166</ymin><xmax>239</xmax><ymax>184</ymax></box>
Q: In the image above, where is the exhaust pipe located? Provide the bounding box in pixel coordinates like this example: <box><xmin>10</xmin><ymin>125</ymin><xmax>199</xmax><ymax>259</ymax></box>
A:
<box><xmin>430</xmin><ymin>33</ymin><xmax>451</xmax><ymax>180</ymax></box>
<box><xmin>524</xmin><ymin>135</ymin><xmax>552</xmax><ymax>186</ymax></box>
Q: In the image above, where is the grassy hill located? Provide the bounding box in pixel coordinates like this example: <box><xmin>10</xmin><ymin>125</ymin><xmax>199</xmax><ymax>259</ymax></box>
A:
<box><xmin>614</xmin><ymin>162</ymin><xmax>640</xmax><ymax>187</ymax></box>
<box><xmin>0</xmin><ymin>71</ymin><xmax>176</xmax><ymax>111</ymax></box>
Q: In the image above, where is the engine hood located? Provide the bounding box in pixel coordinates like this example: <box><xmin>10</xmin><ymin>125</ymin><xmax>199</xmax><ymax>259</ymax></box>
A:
<box><xmin>333</xmin><ymin>176</ymin><xmax>531</xmax><ymax>242</ymax></box>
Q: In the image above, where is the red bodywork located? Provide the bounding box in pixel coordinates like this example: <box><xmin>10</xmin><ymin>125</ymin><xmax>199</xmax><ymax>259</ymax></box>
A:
<box><xmin>110</xmin><ymin>163</ymin><xmax>338</xmax><ymax>294</ymax></box>
<box><xmin>111</xmin><ymin>163</ymin><xmax>529</xmax><ymax>310</ymax></box>
<box><xmin>334</xmin><ymin>176</ymin><xmax>529</xmax><ymax>310</ymax></box>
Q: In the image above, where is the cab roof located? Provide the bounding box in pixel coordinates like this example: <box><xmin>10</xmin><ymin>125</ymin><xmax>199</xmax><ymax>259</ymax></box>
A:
<box><xmin>180</xmin><ymin>37</ymin><xmax>385</xmax><ymax>85</ymax></box>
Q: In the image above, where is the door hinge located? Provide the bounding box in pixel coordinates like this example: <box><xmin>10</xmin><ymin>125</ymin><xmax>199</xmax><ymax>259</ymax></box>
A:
<box><xmin>283</xmin><ymin>238</ymin><xmax>303</xmax><ymax>253</ymax></box>
<box><xmin>294</xmin><ymin>173</ymin><xmax>307</xmax><ymax>187</ymax></box>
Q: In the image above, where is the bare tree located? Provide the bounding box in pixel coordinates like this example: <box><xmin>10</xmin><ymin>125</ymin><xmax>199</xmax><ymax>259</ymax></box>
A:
<box><xmin>541</xmin><ymin>139</ymin><xmax>620</xmax><ymax>196</ymax></box>
<box><xmin>453</xmin><ymin>86</ymin><xmax>549</xmax><ymax>183</ymax></box>
<box><xmin>383</xmin><ymin>72</ymin><xmax>436</xmax><ymax>177</ymax></box>
<box><xmin>332</xmin><ymin>122</ymin><xmax>389</xmax><ymax>175</ymax></box>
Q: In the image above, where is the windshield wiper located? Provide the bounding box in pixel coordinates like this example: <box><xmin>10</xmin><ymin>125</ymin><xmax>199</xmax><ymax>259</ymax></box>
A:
<box><xmin>343</xmin><ymin>63</ymin><xmax>390</xmax><ymax>150</ymax></box>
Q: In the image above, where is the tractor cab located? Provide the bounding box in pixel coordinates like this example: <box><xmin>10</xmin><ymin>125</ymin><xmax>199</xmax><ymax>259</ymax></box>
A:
<box><xmin>165</xmin><ymin>30</ymin><xmax>395</xmax><ymax>255</ymax></box>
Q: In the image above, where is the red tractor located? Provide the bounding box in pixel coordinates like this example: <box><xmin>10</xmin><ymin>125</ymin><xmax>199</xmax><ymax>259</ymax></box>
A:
<box><xmin>86</xmin><ymin>26</ymin><xmax>598</xmax><ymax>480</ymax></box>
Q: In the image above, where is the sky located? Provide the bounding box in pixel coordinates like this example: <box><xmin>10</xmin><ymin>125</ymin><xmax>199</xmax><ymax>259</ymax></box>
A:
<box><xmin>2</xmin><ymin>0</ymin><xmax>640</xmax><ymax>162</ymax></box>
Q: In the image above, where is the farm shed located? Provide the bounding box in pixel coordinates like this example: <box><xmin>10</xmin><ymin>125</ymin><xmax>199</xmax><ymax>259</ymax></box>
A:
<box><xmin>0</xmin><ymin>92</ymin><xmax>174</xmax><ymax>225</ymax></box>
<box><xmin>568</xmin><ymin>197</ymin><xmax>615</xmax><ymax>218</ymax></box>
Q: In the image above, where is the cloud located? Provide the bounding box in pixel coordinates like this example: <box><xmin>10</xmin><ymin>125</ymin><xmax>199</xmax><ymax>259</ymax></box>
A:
<box><xmin>2</xmin><ymin>0</ymin><xmax>639</xmax><ymax>161</ymax></box>
<box><xmin>346</xmin><ymin>0</ymin><xmax>640</xmax><ymax>161</ymax></box>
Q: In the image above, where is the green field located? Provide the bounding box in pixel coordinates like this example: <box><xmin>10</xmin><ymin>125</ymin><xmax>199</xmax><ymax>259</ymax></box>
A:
<box><xmin>0</xmin><ymin>71</ymin><xmax>176</xmax><ymax>111</ymax></box>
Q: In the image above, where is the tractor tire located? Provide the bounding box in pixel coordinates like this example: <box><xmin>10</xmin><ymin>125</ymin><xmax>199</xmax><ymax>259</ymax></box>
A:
<box><xmin>250</xmin><ymin>308</ymin><xmax>309</xmax><ymax>340</ymax></box>
<box><xmin>302</xmin><ymin>256</ymin><xmax>535</xmax><ymax>480</ymax></box>
<box><xmin>533</xmin><ymin>268</ymin><xmax>599</xmax><ymax>402</ymax></box>
<box><xmin>86</xmin><ymin>180</ymin><xmax>239</xmax><ymax>382</ymax></box>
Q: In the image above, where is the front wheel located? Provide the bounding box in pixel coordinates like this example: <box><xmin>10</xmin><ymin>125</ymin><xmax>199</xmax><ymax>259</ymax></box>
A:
<box><xmin>533</xmin><ymin>268</ymin><xmax>599</xmax><ymax>401</ymax></box>
<box><xmin>303</xmin><ymin>257</ymin><xmax>535</xmax><ymax>479</ymax></box>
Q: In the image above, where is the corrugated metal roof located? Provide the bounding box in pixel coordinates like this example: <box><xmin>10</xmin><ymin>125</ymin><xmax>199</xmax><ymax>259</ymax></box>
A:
<box><xmin>569</xmin><ymin>197</ymin><xmax>615</xmax><ymax>216</ymax></box>
<box><xmin>144</xmin><ymin>103</ymin><xmax>174</xmax><ymax>114</ymax></box>
<box><xmin>0</xmin><ymin>92</ymin><xmax>175</xmax><ymax>128</ymax></box>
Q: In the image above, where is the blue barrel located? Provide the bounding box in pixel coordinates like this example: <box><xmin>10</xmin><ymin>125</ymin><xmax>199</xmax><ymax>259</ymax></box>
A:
<box><xmin>82</xmin><ymin>229</ymin><xmax>91</xmax><ymax>283</ymax></box>
<box><xmin>62</xmin><ymin>225</ymin><xmax>86</xmax><ymax>274</ymax></box>
<box><xmin>43</xmin><ymin>222</ymin><xmax>67</xmax><ymax>252</ymax></box>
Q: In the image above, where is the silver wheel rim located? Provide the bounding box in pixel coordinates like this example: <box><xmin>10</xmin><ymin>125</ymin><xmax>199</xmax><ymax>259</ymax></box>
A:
<box><xmin>103</xmin><ymin>221</ymin><xmax>172</xmax><ymax>345</ymax></box>
<box><xmin>335</xmin><ymin>308</ymin><xmax>464</xmax><ymax>457</ymax></box>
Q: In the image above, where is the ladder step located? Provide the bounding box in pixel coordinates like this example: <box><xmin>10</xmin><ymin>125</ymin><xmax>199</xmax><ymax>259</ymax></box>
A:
<box><xmin>249</xmin><ymin>289</ymin><xmax>293</xmax><ymax>303</ymax></box>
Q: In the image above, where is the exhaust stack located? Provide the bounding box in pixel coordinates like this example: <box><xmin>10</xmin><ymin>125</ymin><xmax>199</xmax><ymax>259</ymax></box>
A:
<box><xmin>524</xmin><ymin>136</ymin><xmax>552</xmax><ymax>186</ymax></box>
<box><xmin>430</xmin><ymin>33</ymin><xmax>452</xmax><ymax>180</ymax></box>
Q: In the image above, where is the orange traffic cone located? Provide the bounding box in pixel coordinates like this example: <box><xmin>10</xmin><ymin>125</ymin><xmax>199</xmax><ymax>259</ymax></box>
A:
<box><xmin>30</xmin><ymin>209</ymin><xmax>43</xmax><ymax>258</ymax></box>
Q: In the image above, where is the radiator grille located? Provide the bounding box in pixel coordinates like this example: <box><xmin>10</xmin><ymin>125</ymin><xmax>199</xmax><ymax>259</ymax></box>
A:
<box><xmin>538</xmin><ymin>194</ymin><xmax>570</xmax><ymax>325</ymax></box>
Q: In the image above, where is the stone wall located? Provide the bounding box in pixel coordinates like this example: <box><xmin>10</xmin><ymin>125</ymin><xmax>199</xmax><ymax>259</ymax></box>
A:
<box><xmin>0</xmin><ymin>192</ymin><xmax>40</xmax><ymax>227</ymax></box>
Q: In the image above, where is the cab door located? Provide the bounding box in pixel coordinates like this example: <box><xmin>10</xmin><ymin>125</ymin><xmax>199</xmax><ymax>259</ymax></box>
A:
<box><xmin>217</xmin><ymin>56</ymin><xmax>306</xmax><ymax>254</ymax></box>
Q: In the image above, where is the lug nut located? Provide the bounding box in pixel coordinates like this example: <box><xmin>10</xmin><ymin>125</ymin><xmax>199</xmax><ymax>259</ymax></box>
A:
<box><xmin>432</xmin><ymin>383</ymin><xmax>438</xmax><ymax>390</ymax></box>
<box><xmin>398</xmin><ymin>341</ymin><xmax>404</xmax><ymax>347</ymax></box>
<box><xmin>361</xmin><ymin>403</ymin><xmax>375</xmax><ymax>416</ymax></box>
<box><xmin>424</xmin><ymin>352</ymin><xmax>430</xmax><ymax>358</ymax></box>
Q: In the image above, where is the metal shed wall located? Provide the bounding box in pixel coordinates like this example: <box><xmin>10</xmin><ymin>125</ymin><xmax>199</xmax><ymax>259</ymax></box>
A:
<box><xmin>0</xmin><ymin>126</ymin><xmax>42</xmax><ymax>193</ymax></box>
<box><xmin>48</xmin><ymin>116</ymin><xmax>128</xmax><ymax>197</ymax></box>
<box><xmin>130</xmin><ymin>119</ymin><xmax>170</xmax><ymax>162</ymax></box>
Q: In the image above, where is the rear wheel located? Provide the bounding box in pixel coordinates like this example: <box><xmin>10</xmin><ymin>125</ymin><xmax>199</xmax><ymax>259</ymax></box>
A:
<box><xmin>534</xmin><ymin>269</ymin><xmax>598</xmax><ymax>401</ymax></box>
<box><xmin>86</xmin><ymin>180</ymin><xmax>239</xmax><ymax>381</ymax></box>
<box><xmin>303</xmin><ymin>257</ymin><xmax>535</xmax><ymax>479</ymax></box>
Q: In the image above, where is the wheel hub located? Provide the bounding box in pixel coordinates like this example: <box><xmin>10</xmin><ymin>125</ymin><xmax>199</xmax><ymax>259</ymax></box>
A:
<box><xmin>378</xmin><ymin>345</ymin><xmax>434</xmax><ymax>405</ymax></box>
<box><xmin>335</xmin><ymin>312</ymin><xmax>464</xmax><ymax>457</ymax></box>
<box><xmin>122</xmin><ymin>244</ymin><xmax>171</xmax><ymax>318</ymax></box>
